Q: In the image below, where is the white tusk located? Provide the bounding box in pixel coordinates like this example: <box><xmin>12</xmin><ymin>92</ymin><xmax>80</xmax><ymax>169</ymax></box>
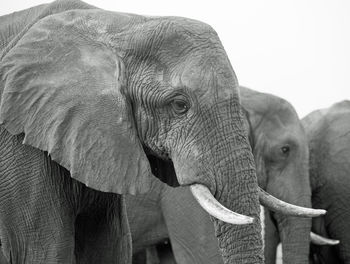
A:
<box><xmin>190</xmin><ymin>184</ymin><xmax>254</xmax><ymax>225</ymax></box>
<box><xmin>310</xmin><ymin>232</ymin><xmax>340</xmax><ymax>245</ymax></box>
<box><xmin>259</xmin><ymin>188</ymin><xmax>326</xmax><ymax>217</ymax></box>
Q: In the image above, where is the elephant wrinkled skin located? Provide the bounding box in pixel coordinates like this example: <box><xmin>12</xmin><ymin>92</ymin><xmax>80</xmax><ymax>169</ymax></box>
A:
<box><xmin>303</xmin><ymin>101</ymin><xmax>350</xmax><ymax>264</ymax></box>
<box><xmin>0</xmin><ymin>0</ymin><xmax>263</xmax><ymax>263</ymax></box>
<box><xmin>127</xmin><ymin>87</ymin><xmax>315</xmax><ymax>264</ymax></box>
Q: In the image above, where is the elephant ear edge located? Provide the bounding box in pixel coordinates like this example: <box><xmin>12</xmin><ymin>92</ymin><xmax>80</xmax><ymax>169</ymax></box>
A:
<box><xmin>0</xmin><ymin>11</ymin><xmax>154</xmax><ymax>195</ymax></box>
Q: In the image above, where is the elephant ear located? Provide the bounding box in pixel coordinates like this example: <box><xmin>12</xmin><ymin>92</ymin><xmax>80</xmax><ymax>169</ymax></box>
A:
<box><xmin>0</xmin><ymin>12</ymin><xmax>153</xmax><ymax>195</ymax></box>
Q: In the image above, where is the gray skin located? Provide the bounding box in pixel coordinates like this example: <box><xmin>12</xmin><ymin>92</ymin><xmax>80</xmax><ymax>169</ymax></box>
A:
<box><xmin>303</xmin><ymin>101</ymin><xmax>350</xmax><ymax>264</ymax></box>
<box><xmin>127</xmin><ymin>86</ymin><xmax>312</xmax><ymax>264</ymax></box>
<box><xmin>0</xmin><ymin>0</ymin><xmax>263</xmax><ymax>263</ymax></box>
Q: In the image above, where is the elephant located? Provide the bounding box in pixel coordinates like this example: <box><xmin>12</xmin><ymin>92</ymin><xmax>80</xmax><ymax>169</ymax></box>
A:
<box><xmin>303</xmin><ymin>101</ymin><xmax>350</xmax><ymax>264</ymax></box>
<box><xmin>126</xmin><ymin>86</ymin><xmax>327</xmax><ymax>264</ymax></box>
<box><xmin>0</xmin><ymin>0</ymin><xmax>286</xmax><ymax>263</ymax></box>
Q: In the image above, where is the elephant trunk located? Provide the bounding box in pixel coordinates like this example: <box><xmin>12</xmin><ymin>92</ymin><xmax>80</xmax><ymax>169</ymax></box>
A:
<box><xmin>273</xmin><ymin>181</ymin><xmax>312</xmax><ymax>264</ymax></box>
<box><xmin>278</xmin><ymin>176</ymin><xmax>312</xmax><ymax>263</ymax></box>
<box><xmin>265</xmin><ymin>154</ymin><xmax>313</xmax><ymax>264</ymax></box>
<box><xmin>277</xmin><ymin>213</ymin><xmax>311</xmax><ymax>264</ymax></box>
<box><xmin>172</xmin><ymin>102</ymin><xmax>263</xmax><ymax>263</ymax></box>
<box><xmin>211</xmin><ymin>131</ymin><xmax>263</xmax><ymax>263</ymax></box>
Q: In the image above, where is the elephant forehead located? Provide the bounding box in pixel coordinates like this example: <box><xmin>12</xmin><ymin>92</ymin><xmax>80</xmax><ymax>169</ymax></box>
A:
<box><xmin>168</xmin><ymin>55</ymin><xmax>239</xmax><ymax>101</ymax></box>
<box><xmin>251</xmin><ymin>110</ymin><xmax>303</xmax><ymax>147</ymax></box>
<box><xmin>254</xmin><ymin>102</ymin><xmax>298</xmax><ymax>129</ymax></box>
<box><xmin>33</xmin><ymin>9</ymin><xmax>240</xmax><ymax>102</ymax></box>
<box><xmin>43</xmin><ymin>9</ymin><xmax>221</xmax><ymax>55</ymax></box>
<box><xmin>262</xmin><ymin>115</ymin><xmax>300</xmax><ymax>138</ymax></box>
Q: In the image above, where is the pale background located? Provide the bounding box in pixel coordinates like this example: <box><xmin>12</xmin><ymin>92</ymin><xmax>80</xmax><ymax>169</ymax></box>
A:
<box><xmin>2</xmin><ymin>0</ymin><xmax>350</xmax><ymax>118</ymax></box>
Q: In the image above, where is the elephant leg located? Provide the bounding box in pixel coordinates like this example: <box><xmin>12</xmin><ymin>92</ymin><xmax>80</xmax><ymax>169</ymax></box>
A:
<box><xmin>0</xmin><ymin>129</ymin><xmax>76</xmax><ymax>263</ymax></box>
<box><xmin>263</xmin><ymin>208</ymin><xmax>280</xmax><ymax>264</ymax></box>
<box><xmin>75</xmin><ymin>194</ymin><xmax>132</xmax><ymax>264</ymax></box>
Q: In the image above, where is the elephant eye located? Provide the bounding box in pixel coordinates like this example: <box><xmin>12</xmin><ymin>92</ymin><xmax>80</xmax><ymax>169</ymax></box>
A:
<box><xmin>281</xmin><ymin>145</ymin><xmax>290</xmax><ymax>155</ymax></box>
<box><xmin>171</xmin><ymin>98</ymin><xmax>190</xmax><ymax>115</ymax></box>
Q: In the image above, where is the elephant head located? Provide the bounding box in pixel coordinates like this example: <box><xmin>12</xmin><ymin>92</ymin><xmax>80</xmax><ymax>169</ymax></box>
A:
<box><xmin>240</xmin><ymin>86</ymin><xmax>325</xmax><ymax>264</ymax></box>
<box><xmin>303</xmin><ymin>101</ymin><xmax>350</xmax><ymax>264</ymax></box>
<box><xmin>0</xmin><ymin>1</ymin><xmax>263</xmax><ymax>263</ymax></box>
<box><xmin>126</xmin><ymin>86</ymin><xmax>326</xmax><ymax>264</ymax></box>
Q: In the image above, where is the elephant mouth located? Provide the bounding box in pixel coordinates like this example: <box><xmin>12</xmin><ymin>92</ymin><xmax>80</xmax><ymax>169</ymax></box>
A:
<box><xmin>148</xmin><ymin>153</ymin><xmax>328</xmax><ymax>225</ymax></box>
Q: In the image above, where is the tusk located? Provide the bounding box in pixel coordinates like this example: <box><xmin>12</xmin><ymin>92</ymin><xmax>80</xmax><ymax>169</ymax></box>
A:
<box><xmin>259</xmin><ymin>188</ymin><xmax>326</xmax><ymax>217</ymax></box>
<box><xmin>310</xmin><ymin>232</ymin><xmax>340</xmax><ymax>245</ymax></box>
<box><xmin>190</xmin><ymin>184</ymin><xmax>254</xmax><ymax>225</ymax></box>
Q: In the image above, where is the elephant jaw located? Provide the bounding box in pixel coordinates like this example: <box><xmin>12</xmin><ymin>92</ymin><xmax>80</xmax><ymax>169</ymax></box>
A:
<box><xmin>310</xmin><ymin>232</ymin><xmax>340</xmax><ymax>245</ymax></box>
<box><xmin>190</xmin><ymin>184</ymin><xmax>255</xmax><ymax>225</ymax></box>
<box><xmin>258</xmin><ymin>188</ymin><xmax>327</xmax><ymax>217</ymax></box>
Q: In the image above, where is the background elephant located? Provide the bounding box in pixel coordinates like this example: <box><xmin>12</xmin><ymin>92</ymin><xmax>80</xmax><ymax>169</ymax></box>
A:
<box><xmin>242</xmin><ymin>86</ymin><xmax>314</xmax><ymax>264</ymax></box>
<box><xmin>303</xmin><ymin>101</ymin><xmax>350</xmax><ymax>264</ymax></box>
<box><xmin>127</xmin><ymin>86</ymin><xmax>324</xmax><ymax>264</ymax></box>
<box><xmin>0</xmin><ymin>0</ymin><xmax>265</xmax><ymax>263</ymax></box>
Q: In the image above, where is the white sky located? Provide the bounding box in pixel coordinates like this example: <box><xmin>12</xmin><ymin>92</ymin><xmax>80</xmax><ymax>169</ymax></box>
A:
<box><xmin>2</xmin><ymin>0</ymin><xmax>350</xmax><ymax>117</ymax></box>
